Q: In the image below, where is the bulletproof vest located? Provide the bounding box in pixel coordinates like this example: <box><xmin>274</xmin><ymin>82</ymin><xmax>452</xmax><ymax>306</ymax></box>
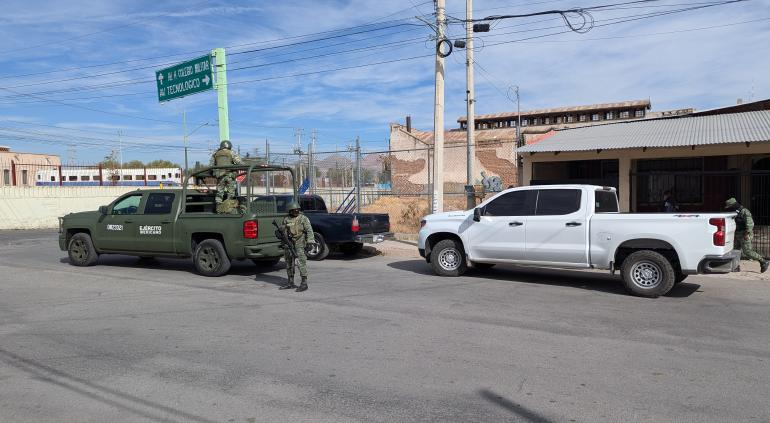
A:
<box><xmin>735</xmin><ymin>208</ymin><xmax>747</xmax><ymax>231</ymax></box>
<box><xmin>285</xmin><ymin>215</ymin><xmax>306</xmax><ymax>238</ymax></box>
<box><xmin>213</xmin><ymin>149</ymin><xmax>234</xmax><ymax>166</ymax></box>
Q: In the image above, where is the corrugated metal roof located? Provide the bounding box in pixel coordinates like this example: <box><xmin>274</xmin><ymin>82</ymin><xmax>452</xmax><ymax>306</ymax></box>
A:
<box><xmin>457</xmin><ymin>99</ymin><xmax>650</xmax><ymax>122</ymax></box>
<box><xmin>517</xmin><ymin>110</ymin><xmax>770</xmax><ymax>153</ymax></box>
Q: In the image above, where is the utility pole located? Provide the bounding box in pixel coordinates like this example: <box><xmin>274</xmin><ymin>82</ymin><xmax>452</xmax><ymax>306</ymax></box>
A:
<box><xmin>355</xmin><ymin>136</ymin><xmax>361</xmax><ymax>213</ymax></box>
<box><xmin>117</xmin><ymin>130</ymin><xmax>123</xmax><ymax>179</ymax></box>
<box><xmin>182</xmin><ymin>108</ymin><xmax>189</xmax><ymax>175</ymax></box>
<box><xmin>265</xmin><ymin>139</ymin><xmax>270</xmax><ymax>194</ymax></box>
<box><xmin>465</xmin><ymin>0</ymin><xmax>476</xmax><ymax>210</ymax></box>
<box><xmin>310</xmin><ymin>129</ymin><xmax>317</xmax><ymax>194</ymax></box>
<box><xmin>432</xmin><ymin>0</ymin><xmax>446</xmax><ymax>213</ymax></box>
<box><xmin>212</xmin><ymin>48</ymin><xmax>230</xmax><ymax>143</ymax></box>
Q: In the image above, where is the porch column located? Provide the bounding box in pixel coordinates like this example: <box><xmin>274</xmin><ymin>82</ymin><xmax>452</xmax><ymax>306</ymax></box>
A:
<box><xmin>618</xmin><ymin>156</ymin><xmax>631</xmax><ymax>212</ymax></box>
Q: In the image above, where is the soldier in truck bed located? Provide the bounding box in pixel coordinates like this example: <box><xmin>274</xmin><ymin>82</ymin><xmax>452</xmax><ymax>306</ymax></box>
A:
<box><xmin>725</xmin><ymin>197</ymin><xmax>769</xmax><ymax>273</ymax></box>
<box><xmin>210</xmin><ymin>140</ymin><xmax>242</xmax><ymax>214</ymax></box>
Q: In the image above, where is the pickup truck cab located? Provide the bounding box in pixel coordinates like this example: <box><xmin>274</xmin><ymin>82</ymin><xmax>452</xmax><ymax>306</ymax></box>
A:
<box><xmin>59</xmin><ymin>164</ymin><xmax>296</xmax><ymax>276</ymax></box>
<box><xmin>269</xmin><ymin>194</ymin><xmax>392</xmax><ymax>260</ymax></box>
<box><xmin>418</xmin><ymin>185</ymin><xmax>739</xmax><ymax>297</ymax></box>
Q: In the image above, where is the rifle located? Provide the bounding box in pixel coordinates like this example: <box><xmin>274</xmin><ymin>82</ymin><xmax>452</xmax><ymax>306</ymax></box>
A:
<box><xmin>272</xmin><ymin>220</ymin><xmax>298</xmax><ymax>261</ymax></box>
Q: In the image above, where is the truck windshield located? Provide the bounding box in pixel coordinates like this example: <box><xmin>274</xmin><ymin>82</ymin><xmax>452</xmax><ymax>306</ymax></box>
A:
<box><xmin>595</xmin><ymin>190</ymin><xmax>619</xmax><ymax>213</ymax></box>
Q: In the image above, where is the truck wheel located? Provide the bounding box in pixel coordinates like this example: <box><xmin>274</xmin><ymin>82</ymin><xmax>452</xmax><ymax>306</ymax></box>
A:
<box><xmin>193</xmin><ymin>239</ymin><xmax>231</xmax><ymax>277</ymax></box>
<box><xmin>68</xmin><ymin>233</ymin><xmax>98</xmax><ymax>267</ymax></box>
<box><xmin>252</xmin><ymin>258</ymin><xmax>280</xmax><ymax>267</ymax></box>
<box><xmin>307</xmin><ymin>232</ymin><xmax>329</xmax><ymax>261</ymax></box>
<box><xmin>339</xmin><ymin>242</ymin><xmax>364</xmax><ymax>256</ymax></box>
<box><xmin>621</xmin><ymin>250</ymin><xmax>675</xmax><ymax>298</ymax></box>
<box><xmin>430</xmin><ymin>239</ymin><xmax>467</xmax><ymax>277</ymax></box>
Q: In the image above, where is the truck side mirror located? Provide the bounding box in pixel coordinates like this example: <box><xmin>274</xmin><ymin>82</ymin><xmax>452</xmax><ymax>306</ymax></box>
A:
<box><xmin>99</xmin><ymin>205</ymin><xmax>108</xmax><ymax>215</ymax></box>
<box><xmin>473</xmin><ymin>207</ymin><xmax>482</xmax><ymax>222</ymax></box>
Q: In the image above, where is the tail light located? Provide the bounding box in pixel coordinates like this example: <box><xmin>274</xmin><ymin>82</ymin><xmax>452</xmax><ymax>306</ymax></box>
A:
<box><xmin>351</xmin><ymin>217</ymin><xmax>360</xmax><ymax>233</ymax></box>
<box><xmin>243</xmin><ymin>220</ymin><xmax>259</xmax><ymax>239</ymax></box>
<box><xmin>709</xmin><ymin>217</ymin><xmax>725</xmax><ymax>246</ymax></box>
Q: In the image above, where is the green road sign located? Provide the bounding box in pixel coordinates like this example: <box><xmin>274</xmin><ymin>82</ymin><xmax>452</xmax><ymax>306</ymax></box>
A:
<box><xmin>156</xmin><ymin>55</ymin><xmax>213</xmax><ymax>102</ymax></box>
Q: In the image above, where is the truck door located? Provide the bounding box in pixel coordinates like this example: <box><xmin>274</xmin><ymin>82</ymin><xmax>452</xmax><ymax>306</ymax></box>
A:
<box><xmin>95</xmin><ymin>193</ymin><xmax>144</xmax><ymax>251</ymax></box>
<box><xmin>525</xmin><ymin>188</ymin><xmax>589</xmax><ymax>265</ymax></box>
<box><xmin>467</xmin><ymin>190</ymin><xmax>536</xmax><ymax>261</ymax></box>
<box><xmin>131</xmin><ymin>192</ymin><xmax>177</xmax><ymax>253</ymax></box>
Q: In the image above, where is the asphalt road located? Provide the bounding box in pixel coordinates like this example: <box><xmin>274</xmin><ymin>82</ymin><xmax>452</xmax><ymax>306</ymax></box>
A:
<box><xmin>1</xmin><ymin>230</ymin><xmax>769</xmax><ymax>423</ymax></box>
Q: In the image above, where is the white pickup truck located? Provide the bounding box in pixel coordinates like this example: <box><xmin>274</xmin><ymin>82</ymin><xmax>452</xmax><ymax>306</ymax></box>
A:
<box><xmin>418</xmin><ymin>185</ymin><xmax>739</xmax><ymax>297</ymax></box>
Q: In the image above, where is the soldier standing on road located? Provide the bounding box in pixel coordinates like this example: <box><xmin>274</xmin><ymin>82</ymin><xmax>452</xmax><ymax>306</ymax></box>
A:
<box><xmin>210</xmin><ymin>140</ymin><xmax>242</xmax><ymax>214</ymax></box>
<box><xmin>279</xmin><ymin>201</ymin><xmax>316</xmax><ymax>292</ymax></box>
<box><xmin>725</xmin><ymin>197</ymin><xmax>769</xmax><ymax>273</ymax></box>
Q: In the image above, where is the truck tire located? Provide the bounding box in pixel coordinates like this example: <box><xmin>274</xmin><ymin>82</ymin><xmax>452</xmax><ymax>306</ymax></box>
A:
<box><xmin>193</xmin><ymin>239</ymin><xmax>231</xmax><ymax>277</ymax></box>
<box><xmin>339</xmin><ymin>242</ymin><xmax>364</xmax><ymax>256</ymax></box>
<box><xmin>252</xmin><ymin>258</ymin><xmax>280</xmax><ymax>267</ymax></box>
<box><xmin>307</xmin><ymin>232</ymin><xmax>329</xmax><ymax>261</ymax></box>
<box><xmin>67</xmin><ymin>233</ymin><xmax>99</xmax><ymax>267</ymax></box>
<box><xmin>430</xmin><ymin>239</ymin><xmax>467</xmax><ymax>277</ymax></box>
<box><xmin>621</xmin><ymin>250</ymin><xmax>675</xmax><ymax>298</ymax></box>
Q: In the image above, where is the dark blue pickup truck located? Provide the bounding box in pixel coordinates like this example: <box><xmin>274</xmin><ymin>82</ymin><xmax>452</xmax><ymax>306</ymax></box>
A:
<box><xmin>270</xmin><ymin>194</ymin><xmax>392</xmax><ymax>260</ymax></box>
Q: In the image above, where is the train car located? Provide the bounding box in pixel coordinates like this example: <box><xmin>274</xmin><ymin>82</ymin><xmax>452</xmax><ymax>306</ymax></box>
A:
<box><xmin>35</xmin><ymin>167</ymin><xmax>183</xmax><ymax>187</ymax></box>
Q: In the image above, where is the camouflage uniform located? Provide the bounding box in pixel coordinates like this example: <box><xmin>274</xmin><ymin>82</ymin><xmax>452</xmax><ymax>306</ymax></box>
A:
<box><xmin>209</xmin><ymin>141</ymin><xmax>242</xmax><ymax>213</ymax></box>
<box><xmin>282</xmin><ymin>213</ymin><xmax>315</xmax><ymax>279</ymax></box>
<box><xmin>726</xmin><ymin>197</ymin><xmax>768</xmax><ymax>272</ymax></box>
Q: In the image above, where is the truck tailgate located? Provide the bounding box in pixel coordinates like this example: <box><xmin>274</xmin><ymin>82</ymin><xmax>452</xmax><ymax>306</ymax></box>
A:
<box><xmin>354</xmin><ymin>213</ymin><xmax>390</xmax><ymax>234</ymax></box>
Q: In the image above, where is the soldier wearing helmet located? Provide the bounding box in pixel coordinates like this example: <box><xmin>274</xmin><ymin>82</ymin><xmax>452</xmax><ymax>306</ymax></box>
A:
<box><xmin>725</xmin><ymin>197</ymin><xmax>768</xmax><ymax>273</ymax></box>
<box><xmin>279</xmin><ymin>200</ymin><xmax>316</xmax><ymax>292</ymax></box>
<box><xmin>210</xmin><ymin>140</ymin><xmax>242</xmax><ymax>214</ymax></box>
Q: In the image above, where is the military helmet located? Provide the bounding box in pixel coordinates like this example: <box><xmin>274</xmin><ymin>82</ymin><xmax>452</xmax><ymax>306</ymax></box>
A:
<box><xmin>287</xmin><ymin>201</ymin><xmax>301</xmax><ymax>212</ymax></box>
<box><xmin>725</xmin><ymin>197</ymin><xmax>739</xmax><ymax>209</ymax></box>
<box><xmin>219</xmin><ymin>140</ymin><xmax>232</xmax><ymax>150</ymax></box>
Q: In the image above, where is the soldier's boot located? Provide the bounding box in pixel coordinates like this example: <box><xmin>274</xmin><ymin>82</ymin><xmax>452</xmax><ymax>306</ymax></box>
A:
<box><xmin>279</xmin><ymin>275</ymin><xmax>297</xmax><ymax>290</ymax></box>
<box><xmin>761</xmin><ymin>260</ymin><xmax>769</xmax><ymax>274</ymax></box>
<box><xmin>295</xmin><ymin>276</ymin><xmax>308</xmax><ymax>292</ymax></box>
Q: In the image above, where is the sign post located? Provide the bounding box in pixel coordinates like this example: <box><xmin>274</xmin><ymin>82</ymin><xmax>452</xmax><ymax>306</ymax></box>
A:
<box><xmin>211</xmin><ymin>48</ymin><xmax>230</xmax><ymax>144</ymax></box>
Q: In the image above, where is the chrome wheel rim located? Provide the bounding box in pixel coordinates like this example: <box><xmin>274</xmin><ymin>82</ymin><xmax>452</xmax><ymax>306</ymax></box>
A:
<box><xmin>438</xmin><ymin>248</ymin><xmax>460</xmax><ymax>271</ymax></box>
<box><xmin>630</xmin><ymin>261</ymin><xmax>662</xmax><ymax>289</ymax></box>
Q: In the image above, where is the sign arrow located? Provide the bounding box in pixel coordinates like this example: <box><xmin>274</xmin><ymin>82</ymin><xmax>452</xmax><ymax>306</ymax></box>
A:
<box><xmin>202</xmin><ymin>74</ymin><xmax>210</xmax><ymax>86</ymax></box>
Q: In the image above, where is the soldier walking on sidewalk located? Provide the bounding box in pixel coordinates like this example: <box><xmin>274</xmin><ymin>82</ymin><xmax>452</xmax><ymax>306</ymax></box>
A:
<box><xmin>725</xmin><ymin>197</ymin><xmax>769</xmax><ymax>273</ymax></box>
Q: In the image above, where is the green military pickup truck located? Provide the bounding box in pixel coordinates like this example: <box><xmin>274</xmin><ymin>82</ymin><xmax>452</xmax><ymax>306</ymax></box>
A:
<box><xmin>59</xmin><ymin>164</ymin><xmax>296</xmax><ymax>276</ymax></box>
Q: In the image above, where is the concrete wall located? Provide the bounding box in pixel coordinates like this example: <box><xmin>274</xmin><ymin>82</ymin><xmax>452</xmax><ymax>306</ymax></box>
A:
<box><xmin>0</xmin><ymin>186</ymin><xmax>150</xmax><ymax>230</ymax></box>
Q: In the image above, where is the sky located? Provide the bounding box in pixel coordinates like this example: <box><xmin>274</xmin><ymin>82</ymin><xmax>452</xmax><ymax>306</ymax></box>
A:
<box><xmin>0</xmin><ymin>0</ymin><xmax>768</xmax><ymax>166</ymax></box>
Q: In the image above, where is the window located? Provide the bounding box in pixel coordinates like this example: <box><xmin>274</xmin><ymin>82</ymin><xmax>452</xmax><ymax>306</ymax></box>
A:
<box><xmin>521</xmin><ymin>119</ymin><xmax>529</xmax><ymax>126</ymax></box>
<box><xmin>174</xmin><ymin>173</ymin><xmax>180</xmax><ymax>178</ymax></box>
<box><xmin>635</xmin><ymin>109</ymin><xmax>645</xmax><ymax>118</ymax></box>
<box><xmin>124</xmin><ymin>175</ymin><xmax>133</xmax><ymax>181</ymax></box>
<box><xmin>81</xmin><ymin>175</ymin><xmax>90</xmax><ymax>181</ymax></box>
<box><xmin>620</xmin><ymin>110</ymin><xmax>630</xmax><ymax>118</ymax></box>
<box><xmin>556</xmin><ymin>116</ymin><xmax>563</xmax><ymax>124</ymax></box>
<box><xmin>483</xmin><ymin>190</ymin><xmax>537</xmax><ymax>216</ymax></box>
<box><xmin>606</xmin><ymin>111</ymin><xmax>614</xmax><ymax>120</ymax></box>
<box><xmin>148</xmin><ymin>174</ymin><xmax>157</xmax><ymax>181</ymax></box>
<box><xmin>93</xmin><ymin>175</ymin><xmax>101</xmax><ymax>181</ymax></box>
<box><xmin>50</xmin><ymin>176</ymin><xmax>56</xmax><ymax>182</ymax></box>
<box><xmin>591</xmin><ymin>114</ymin><xmax>600</xmax><ymax>121</ymax></box>
<box><xmin>68</xmin><ymin>175</ymin><xmax>77</xmax><ymax>181</ymax></box>
<box><xmin>299</xmin><ymin>196</ymin><xmax>314</xmax><ymax>211</ymax></box>
<box><xmin>137</xmin><ymin>174</ymin><xmax>145</xmax><ymax>181</ymax></box>
<box><xmin>22</xmin><ymin>170</ymin><xmax>28</xmax><ymax>185</ymax></box>
<box><xmin>595</xmin><ymin>190</ymin><xmax>619</xmax><ymax>213</ymax></box>
<box><xmin>112</xmin><ymin>194</ymin><xmax>142</xmax><ymax>215</ymax></box>
<box><xmin>535</xmin><ymin>189</ymin><xmax>582</xmax><ymax>215</ymax></box>
<box><xmin>567</xmin><ymin>115</ymin><xmax>574</xmax><ymax>123</ymax></box>
<box><xmin>544</xmin><ymin>117</ymin><xmax>551</xmax><ymax>125</ymax></box>
<box><xmin>144</xmin><ymin>193</ymin><xmax>175</xmax><ymax>214</ymax></box>
<box><xmin>531</xmin><ymin>118</ymin><xmax>539</xmax><ymax>126</ymax></box>
<box><xmin>579</xmin><ymin>115</ymin><xmax>587</xmax><ymax>122</ymax></box>
<box><xmin>111</xmin><ymin>175</ymin><xmax>120</xmax><ymax>181</ymax></box>
<box><xmin>3</xmin><ymin>169</ymin><xmax>9</xmax><ymax>185</ymax></box>
<box><xmin>37</xmin><ymin>174</ymin><xmax>41</xmax><ymax>181</ymax></box>
<box><xmin>636</xmin><ymin>158</ymin><xmax>703</xmax><ymax>204</ymax></box>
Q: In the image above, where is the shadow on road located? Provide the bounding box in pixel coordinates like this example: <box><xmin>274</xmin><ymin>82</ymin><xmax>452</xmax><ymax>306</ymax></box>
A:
<box><xmin>478</xmin><ymin>389</ymin><xmax>556</xmax><ymax>423</ymax></box>
<box><xmin>0</xmin><ymin>348</ymin><xmax>217</xmax><ymax>423</ymax></box>
<box><xmin>387</xmin><ymin>259</ymin><xmax>701</xmax><ymax>298</ymax></box>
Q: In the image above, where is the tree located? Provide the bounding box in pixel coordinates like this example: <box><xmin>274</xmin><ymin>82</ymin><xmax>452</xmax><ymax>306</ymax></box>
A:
<box><xmin>146</xmin><ymin>159</ymin><xmax>180</xmax><ymax>168</ymax></box>
<box><xmin>123</xmin><ymin>160</ymin><xmax>144</xmax><ymax>169</ymax></box>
